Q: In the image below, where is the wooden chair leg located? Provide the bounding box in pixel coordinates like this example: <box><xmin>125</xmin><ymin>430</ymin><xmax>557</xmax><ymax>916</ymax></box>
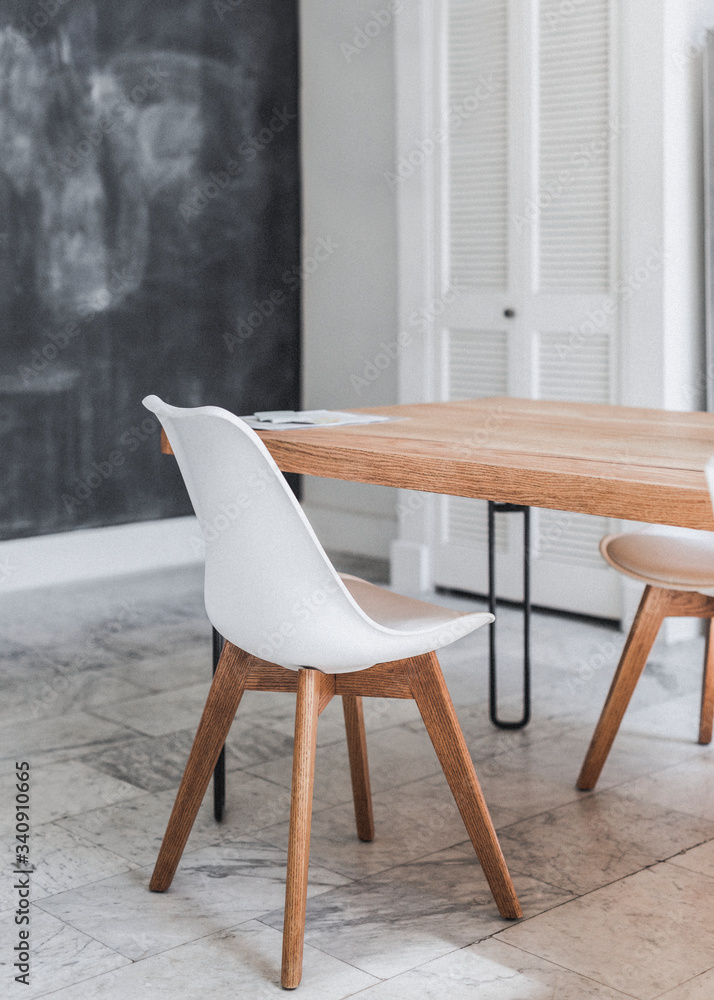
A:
<box><xmin>699</xmin><ymin>618</ymin><xmax>714</xmax><ymax>745</ymax></box>
<box><xmin>149</xmin><ymin>643</ymin><xmax>252</xmax><ymax>892</ymax></box>
<box><xmin>281</xmin><ymin>668</ymin><xmax>321</xmax><ymax>990</ymax></box>
<box><xmin>405</xmin><ymin>651</ymin><xmax>522</xmax><ymax>920</ymax></box>
<box><xmin>342</xmin><ymin>695</ymin><xmax>375</xmax><ymax>842</ymax></box>
<box><xmin>577</xmin><ymin>585</ymin><xmax>669</xmax><ymax>791</ymax></box>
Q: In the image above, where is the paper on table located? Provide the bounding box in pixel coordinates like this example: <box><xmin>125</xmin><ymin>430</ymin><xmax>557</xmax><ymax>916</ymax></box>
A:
<box><xmin>241</xmin><ymin>409</ymin><xmax>393</xmax><ymax>430</ymax></box>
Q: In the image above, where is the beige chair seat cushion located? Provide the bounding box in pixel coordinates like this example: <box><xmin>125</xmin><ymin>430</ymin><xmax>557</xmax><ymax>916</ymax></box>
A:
<box><xmin>339</xmin><ymin>573</ymin><xmax>483</xmax><ymax>632</ymax></box>
<box><xmin>601</xmin><ymin>525</ymin><xmax>714</xmax><ymax>593</ymax></box>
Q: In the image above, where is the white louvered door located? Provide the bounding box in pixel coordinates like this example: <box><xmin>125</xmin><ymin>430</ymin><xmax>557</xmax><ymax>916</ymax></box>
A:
<box><xmin>426</xmin><ymin>0</ymin><xmax>621</xmax><ymax>616</ymax></box>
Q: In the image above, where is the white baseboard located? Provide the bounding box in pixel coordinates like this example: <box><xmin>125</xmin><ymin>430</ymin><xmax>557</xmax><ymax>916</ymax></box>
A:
<box><xmin>301</xmin><ymin>503</ymin><xmax>396</xmax><ymax>560</ymax></box>
<box><xmin>0</xmin><ymin>516</ymin><xmax>203</xmax><ymax>593</ymax></box>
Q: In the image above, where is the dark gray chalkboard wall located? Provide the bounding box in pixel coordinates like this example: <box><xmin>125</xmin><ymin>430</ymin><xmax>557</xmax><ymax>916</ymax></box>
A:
<box><xmin>0</xmin><ymin>0</ymin><xmax>300</xmax><ymax>540</ymax></box>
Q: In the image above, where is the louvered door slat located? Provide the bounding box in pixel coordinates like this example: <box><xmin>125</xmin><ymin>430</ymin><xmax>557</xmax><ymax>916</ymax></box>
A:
<box><xmin>447</xmin><ymin>328</ymin><xmax>508</xmax><ymax>401</ymax></box>
<box><xmin>538</xmin><ymin>0</ymin><xmax>611</xmax><ymax>293</ymax></box>
<box><xmin>442</xmin><ymin>327</ymin><xmax>509</xmax><ymax>556</ymax></box>
<box><xmin>539</xmin><ymin>332</ymin><xmax>610</xmax><ymax>403</ymax></box>
<box><xmin>447</xmin><ymin>0</ymin><xmax>509</xmax><ymax>289</ymax></box>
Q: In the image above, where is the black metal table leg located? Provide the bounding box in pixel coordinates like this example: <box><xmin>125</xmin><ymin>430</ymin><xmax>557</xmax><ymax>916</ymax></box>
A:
<box><xmin>212</xmin><ymin>627</ymin><xmax>226</xmax><ymax>821</ymax></box>
<box><xmin>488</xmin><ymin>502</ymin><xmax>531</xmax><ymax>729</ymax></box>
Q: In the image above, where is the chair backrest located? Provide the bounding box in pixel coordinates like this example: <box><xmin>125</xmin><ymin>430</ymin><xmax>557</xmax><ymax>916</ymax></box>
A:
<box><xmin>143</xmin><ymin>395</ymin><xmax>396</xmax><ymax>671</ymax></box>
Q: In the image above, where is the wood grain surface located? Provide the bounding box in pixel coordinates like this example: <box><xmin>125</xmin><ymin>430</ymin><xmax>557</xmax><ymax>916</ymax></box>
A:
<box><xmin>161</xmin><ymin>398</ymin><xmax>714</xmax><ymax>528</ymax></box>
<box><xmin>282</xmin><ymin>667</ymin><xmax>321</xmax><ymax>989</ymax></box>
<box><xmin>342</xmin><ymin>695</ymin><xmax>375</xmax><ymax>842</ymax></box>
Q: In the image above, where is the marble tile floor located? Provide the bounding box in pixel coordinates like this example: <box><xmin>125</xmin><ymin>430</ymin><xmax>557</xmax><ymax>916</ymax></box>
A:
<box><xmin>1</xmin><ymin>559</ymin><xmax>714</xmax><ymax>998</ymax></box>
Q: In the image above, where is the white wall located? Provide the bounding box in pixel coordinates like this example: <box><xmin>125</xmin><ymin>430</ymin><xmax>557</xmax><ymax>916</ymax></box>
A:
<box><xmin>619</xmin><ymin>0</ymin><xmax>714</xmax><ymax>412</ymax></box>
<box><xmin>662</xmin><ymin>0</ymin><xmax>714</xmax><ymax>411</ymax></box>
<box><xmin>299</xmin><ymin>0</ymin><xmax>401</xmax><ymax>557</ymax></box>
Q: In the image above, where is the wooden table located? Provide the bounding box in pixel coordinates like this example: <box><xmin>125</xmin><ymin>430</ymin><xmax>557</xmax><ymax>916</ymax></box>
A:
<box><xmin>161</xmin><ymin>396</ymin><xmax>714</xmax><ymax>810</ymax></box>
<box><xmin>162</xmin><ymin>397</ymin><xmax>714</xmax><ymax>527</ymax></box>
<box><xmin>186</xmin><ymin>398</ymin><xmax>714</xmax><ymax>529</ymax></box>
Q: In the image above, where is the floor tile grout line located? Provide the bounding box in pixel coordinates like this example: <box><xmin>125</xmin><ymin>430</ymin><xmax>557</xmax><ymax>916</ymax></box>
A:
<box><xmin>491</xmin><ymin>850</ymin><xmax>714</xmax><ymax>934</ymax></box>
<box><xmin>82</xmin><ymin>706</ymin><xmax>183</xmax><ymax>738</ymax></box>
<box><xmin>334</xmin><ymin>940</ymin><xmax>496</xmax><ymax>997</ymax></box>
<box><xmin>650</xmin><ymin>965</ymin><xmax>714</xmax><ymax>1000</ymax></box>
<box><xmin>33</xmin><ymin>895</ymin><xmax>293</xmax><ymax>967</ymax></box>
<box><xmin>247</xmin><ymin>829</ymin><xmax>495</xmax><ymax>884</ymax></box>
<box><xmin>492</xmin><ymin>783</ymin><xmax>714</xmax><ymax>841</ymax></box>
<box><xmin>239</xmin><ymin>760</ymin><xmax>448</xmax><ymax>809</ymax></box>
<box><xmin>493</xmin><ymin>938</ymin><xmax>645</xmax><ymax>999</ymax></box>
<box><xmin>28</xmin><ymin>841</ymin><xmax>359</xmax><ymax>921</ymax></box>
<box><xmin>24</xmin><ymin>912</ymin><xmax>276</xmax><ymax>999</ymax></box>
<box><xmin>24</xmin><ymin>902</ymin><xmax>132</xmax><ymax>999</ymax></box>
<box><xmin>252</xmin><ymin>915</ymin><xmax>387</xmax><ymax>989</ymax></box>
<box><xmin>575</xmin><ymin>756</ymin><xmax>714</xmax><ymax>803</ymax></box>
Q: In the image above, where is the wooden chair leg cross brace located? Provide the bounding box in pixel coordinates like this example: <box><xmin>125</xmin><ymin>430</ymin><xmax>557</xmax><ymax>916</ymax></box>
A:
<box><xmin>150</xmin><ymin>642</ymin><xmax>522</xmax><ymax>989</ymax></box>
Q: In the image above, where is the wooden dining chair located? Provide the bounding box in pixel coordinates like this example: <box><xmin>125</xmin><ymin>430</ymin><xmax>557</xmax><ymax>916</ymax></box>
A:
<box><xmin>142</xmin><ymin>395</ymin><xmax>522</xmax><ymax>989</ymax></box>
<box><xmin>577</xmin><ymin>503</ymin><xmax>714</xmax><ymax>792</ymax></box>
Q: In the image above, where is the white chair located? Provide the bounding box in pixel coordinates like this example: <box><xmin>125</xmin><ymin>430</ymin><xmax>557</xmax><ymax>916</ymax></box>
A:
<box><xmin>577</xmin><ymin>456</ymin><xmax>714</xmax><ymax>791</ymax></box>
<box><xmin>142</xmin><ymin>395</ymin><xmax>521</xmax><ymax>989</ymax></box>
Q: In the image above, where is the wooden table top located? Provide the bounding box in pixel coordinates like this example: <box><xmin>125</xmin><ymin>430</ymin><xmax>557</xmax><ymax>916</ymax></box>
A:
<box><xmin>162</xmin><ymin>398</ymin><xmax>714</xmax><ymax>530</ymax></box>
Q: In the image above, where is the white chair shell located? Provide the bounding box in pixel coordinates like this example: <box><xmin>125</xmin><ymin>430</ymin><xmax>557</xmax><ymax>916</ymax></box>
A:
<box><xmin>143</xmin><ymin>395</ymin><xmax>492</xmax><ymax>672</ymax></box>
